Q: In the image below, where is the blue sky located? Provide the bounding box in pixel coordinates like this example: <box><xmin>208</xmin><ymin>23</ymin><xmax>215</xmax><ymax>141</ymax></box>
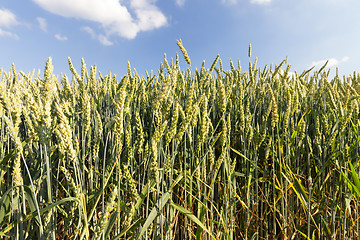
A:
<box><xmin>0</xmin><ymin>0</ymin><xmax>359</xmax><ymax>79</ymax></box>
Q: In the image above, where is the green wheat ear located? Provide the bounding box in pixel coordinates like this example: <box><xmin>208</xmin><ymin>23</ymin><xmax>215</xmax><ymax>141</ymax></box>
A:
<box><xmin>248</xmin><ymin>43</ymin><xmax>252</xmax><ymax>58</ymax></box>
<box><xmin>176</xmin><ymin>39</ymin><xmax>191</xmax><ymax>66</ymax></box>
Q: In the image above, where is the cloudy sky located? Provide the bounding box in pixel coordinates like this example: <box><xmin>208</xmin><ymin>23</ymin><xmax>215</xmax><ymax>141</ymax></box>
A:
<box><xmin>0</xmin><ymin>0</ymin><xmax>359</xmax><ymax>78</ymax></box>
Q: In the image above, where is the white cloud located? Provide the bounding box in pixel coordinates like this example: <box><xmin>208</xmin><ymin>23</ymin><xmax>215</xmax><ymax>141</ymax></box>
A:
<box><xmin>221</xmin><ymin>0</ymin><xmax>238</xmax><ymax>5</ymax></box>
<box><xmin>0</xmin><ymin>8</ymin><xmax>18</xmax><ymax>27</ymax></box>
<box><xmin>37</xmin><ymin>17</ymin><xmax>47</xmax><ymax>32</ymax></box>
<box><xmin>250</xmin><ymin>0</ymin><xmax>272</xmax><ymax>4</ymax></box>
<box><xmin>0</xmin><ymin>8</ymin><xmax>19</xmax><ymax>39</ymax></box>
<box><xmin>175</xmin><ymin>0</ymin><xmax>185</xmax><ymax>7</ymax></box>
<box><xmin>33</xmin><ymin>0</ymin><xmax>167</xmax><ymax>41</ymax></box>
<box><xmin>341</xmin><ymin>56</ymin><xmax>350</xmax><ymax>62</ymax></box>
<box><xmin>55</xmin><ymin>33</ymin><xmax>68</xmax><ymax>41</ymax></box>
<box><xmin>82</xmin><ymin>26</ymin><xmax>114</xmax><ymax>46</ymax></box>
<box><xmin>0</xmin><ymin>28</ymin><xmax>19</xmax><ymax>39</ymax></box>
<box><xmin>222</xmin><ymin>0</ymin><xmax>273</xmax><ymax>5</ymax></box>
<box><xmin>98</xmin><ymin>34</ymin><xmax>113</xmax><ymax>46</ymax></box>
<box><xmin>82</xmin><ymin>26</ymin><xmax>96</xmax><ymax>38</ymax></box>
<box><xmin>311</xmin><ymin>56</ymin><xmax>349</xmax><ymax>69</ymax></box>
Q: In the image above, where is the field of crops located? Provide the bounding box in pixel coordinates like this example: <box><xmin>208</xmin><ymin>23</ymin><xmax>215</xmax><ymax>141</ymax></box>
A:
<box><xmin>1</xmin><ymin>43</ymin><xmax>360</xmax><ymax>239</ymax></box>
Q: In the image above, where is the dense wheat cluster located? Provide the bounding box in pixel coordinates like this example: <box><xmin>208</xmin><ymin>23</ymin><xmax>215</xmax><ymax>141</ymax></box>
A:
<box><xmin>1</xmin><ymin>45</ymin><xmax>360</xmax><ymax>239</ymax></box>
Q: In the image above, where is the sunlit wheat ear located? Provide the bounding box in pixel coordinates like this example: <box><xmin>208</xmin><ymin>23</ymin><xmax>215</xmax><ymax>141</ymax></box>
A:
<box><xmin>314</xmin><ymin>115</ymin><xmax>322</xmax><ymax>155</ymax></box>
<box><xmin>198</xmin><ymin>95</ymin><xmax>209</xmax><ymax>148</ymax></box>
<box><xmin>5</xmin><ymin>116</ymin><xmax>23</xmax><ymax>190</ymax></box>
<box><xmin>206</xmin><ymin>55</ymin><xmax>219</xmax><ymax>81</ymax></box>
<box><xmin>239</xmin><ymin>99</ymin><xmax>245</xmax><ymax>133</ymax></box>
<box><xmin>54</xmin><ymin>102</ymin><xmax>77</xmax><ymax>164</ymax></box>
<box><xmin>82</xmin><ymin>92</ymin><xmax>91</xmax><ymax>135</ymax></box>
<box><xmin>80</xmin><ymin>57</ymin><xmax>87</xmax><ymax>81</ymax></box>
<box><xmin>176</xmin><ymin>39</ymin><xmax>191</xmax><ymax>66</ymax></box>
<box><xmin>283</xmin><ymin>87</ymin><xmax>292</xmax><ymax>134</ymax></box>
<box><xmin>134</xmin><ymin>110</ymin><xmax>145</xmax><ymax>155</ymax></box>
<box><xmin>125</xmin><ymin>114</ymin><xmax>133</xmax><ymax>159</ymax></box>
<box><xmin>68</xmin><ymin>57</ymin><xmax>81</xmax><ymax>84</ymax></box>
<box><xmin>114</xmin><ymin>89</ymin><xmax>127</xmax><ymax>146</ymax></box>
<box><xmin>230</xmin><ymin>58</ymin><xmax>235</xmax><ymax>73</ymax></box>
<box><xmin>175</xmin><ymin>52</ymin><xmax>180</xmax><ymax>69</ymax></box>
<box><xmin>164</xmin><ymin>53</ymin><xmax>171</xmax><ymax>73</ymax></box>
<box><xmin>268</xmin><ymin>85</ymin><xmax>279</xmax><ymax>129</ymax></box>
<box><xmin>248</xmin><ymin>43</ymin><xmax>252</xmax><ymax>58</ymax></box>
<box><xmin>218</xmin><ymin>80</ymin><xmax>227</xmax><ymax>115</ymax></box>
<box><xmin>2</xmin><ymin>90</ymin><xmax>23</xmax><ymax>192</ymax></box>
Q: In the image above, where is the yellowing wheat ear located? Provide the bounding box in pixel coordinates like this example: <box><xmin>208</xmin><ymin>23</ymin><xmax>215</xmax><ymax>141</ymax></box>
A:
<box><xmin>176</xmin><ymin>39</ymin><xmax>191</xmax><ymax>65</ymax></box>
<box><xmin>248</xmin><ymin>42</ymin><xmax>252</xmax><ymax>58</ymax></box>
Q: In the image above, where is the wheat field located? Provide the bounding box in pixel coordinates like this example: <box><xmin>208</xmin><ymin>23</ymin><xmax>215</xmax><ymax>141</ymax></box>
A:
<box><xmin>0</xmin><ymin>43</ymin><xmax>360</xmax><ymax>239</ymax></box>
